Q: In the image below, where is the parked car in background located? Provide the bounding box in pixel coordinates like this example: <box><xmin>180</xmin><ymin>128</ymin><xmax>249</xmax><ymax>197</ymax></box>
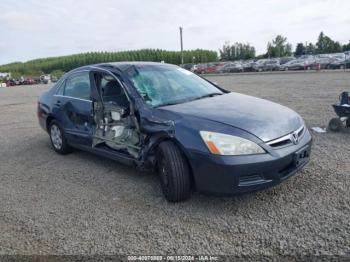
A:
<box><xmin>189</xmin><ymin>51</ymin><xmax>348</xmax><ymax>74</ymax></box>
<box><xmin>196</xmin><ymin>63</ymin><xmax>209</xmax><ymax>74</ymax></box>
<box><xmin>256</xmin><ymin>60</ymin><xmax>280</xmax><ymax>71</ymax></box>
<box><xmin>193</xmin><ymin>63</ymin><xmax>207</xmax><ymax>74</ymax></box>
<box><xmin>6</xmin><ymin>79</ymin><xmax>16</xmax><ymax>87</ymax></box>
<box><xmin>329</xmin><ymin>58</ymin><xmax>350</xmax><ymax>69</ymax></box>
<box><xmin>280</xmin><ymin>60</ymin><xmax>301</xmax><ymax>71</ymax></box>
<box><xmin>280</xmin><ymin>59</ymin><xmax>315</xmax><ymax>71</ymax></box>
<box><xmin>321</xmin><ymin>53</ymin><xmax>345</xmax><ymax>60</ymax></box>
<box><xmin>217</xmin><ymin>62</ymin><xmax>233</xmax><ymax>73</ymax></box>
<box><xmin>313</xmin><ymin>57</ymin><xmax>336</xmax><ymax>69</ymax></box>
<box><xmin>303</xmin><ymin>59</ymin><xmax>316</xmax><ymax>70</ymax></box>
<box><xmin>218</xmin><ymin>62</ymin><xmax>243</xmax><ymax>73</ymax></box>
<box><xmin>23</xmin><ymin>78</ymin><xmax>35</xmax><ymax>85</ymax></box>
<box><xmin>252</xmin><ymin>59</ymin><xmax>268</xmax><ymax>72</ymax></box>
<box><xmin>298</xmin><ymin>55</ymin><xmax>315</xmax><ymax>60</ymax></box>
<box><xmin>242</xmin><ymin>60</ymin><xmax>256</xmax><ymax>72</ymax></box>
<box><xmin>181</xmin><ymin>63</ymin><xmax>195</xmax><ymax>71</ymax></box>
<box><xmin>33</xmin><ymin>77</ymin><xmax>41</xmax><ymax>84</ymax></box>
<box><xmin>279</xmin><ymin>57</ymin><xmax>295</xmax><ymax>65</ymax></box>
<box><xmin>40</xmin><ymin>75</ymin><xmax>51</xmax><ymax>84</ymax></box>
<box><xmin>213</xmin><ymin>62</ymin><xmax>227</xmax><ymax>73</ymax></box>
<box><xmin>191</xmin><ymin>64</ymin><xmax>199</xmax><ymax>73</ymax></box>
<box><xmin>195</xmin><ymin>62</ymin><xmax>226</xmax><ymax>74</ymax></box>
<box><xmin>51</xmin><ymin>76</ymin><xmax>59</xmax><ymax>82</ymax></box>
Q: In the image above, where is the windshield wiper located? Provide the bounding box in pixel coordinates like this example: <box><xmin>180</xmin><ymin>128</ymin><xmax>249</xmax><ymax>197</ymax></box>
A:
<box><xmin>190</xmin><ymin>92</ymin><xmax>223</xmax><ymax>101</ymax></box>
<box><xmin>156</xmin><ymin>93</ymin><xmax>223</xmax><ymax>108</ymax></box>
<box><xmin>155</xmin><ymin>99</ymin><xmax>189</xmax><ymax>108</ymax></box>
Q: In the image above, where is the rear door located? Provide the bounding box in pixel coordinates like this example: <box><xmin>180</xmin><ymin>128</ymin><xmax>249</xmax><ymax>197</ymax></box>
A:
<box><xmin>52</xmin><ymin>71</ymin><xmax>93</xmax><ymax>146</ymax></box>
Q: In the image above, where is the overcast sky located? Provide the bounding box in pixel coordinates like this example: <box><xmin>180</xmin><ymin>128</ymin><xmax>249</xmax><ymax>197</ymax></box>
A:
<box><xmin>0</xmin><ymin>0</ymin><xmax>349</xmax><ymax>65</ymax></box>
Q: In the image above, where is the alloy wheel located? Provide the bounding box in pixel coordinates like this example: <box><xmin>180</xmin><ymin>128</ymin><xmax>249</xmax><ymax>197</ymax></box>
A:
<box><xmin>50</xmin><ymin>124</ymin><xmax>63</xmax><ymax>150</ymax></box>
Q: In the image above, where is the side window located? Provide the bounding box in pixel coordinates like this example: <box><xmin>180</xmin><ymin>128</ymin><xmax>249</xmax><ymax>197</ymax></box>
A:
<box><xmin>56</xmin><ymin>80</ymin><xmax>65</xmax><ymax>95</ymax></box>
<box><xmin>63</xmin><ymin>72</ymin><xmax>91</xmax><ymax>100</ymax></box>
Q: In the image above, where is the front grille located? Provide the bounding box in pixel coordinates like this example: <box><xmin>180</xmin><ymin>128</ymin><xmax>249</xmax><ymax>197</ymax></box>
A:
<box><xmin>266</xmin><ymin>125</ymin><xmax>305</xmax><ymax>149</ymax></box>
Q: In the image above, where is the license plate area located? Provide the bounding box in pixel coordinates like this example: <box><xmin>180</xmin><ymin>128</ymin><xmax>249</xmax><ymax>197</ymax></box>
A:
<box><xmin>293</xmin><ymin>146</ymin><xmax>310</xmax><ymax>167</ymax></box>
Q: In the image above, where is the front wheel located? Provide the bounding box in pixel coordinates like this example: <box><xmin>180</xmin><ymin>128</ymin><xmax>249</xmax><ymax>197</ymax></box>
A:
<box><xmin>157</xmin><ymin>141</ymin><xmax>191</xmax><ymax>202</ymax></box>
<box><xmin>49</xmin><ymin>120</ymin><xmax>72</xmax><ymax>154</ymax></box>
<box><xmin>328</xmin><ymin>118</ymin><xmax>342</xmax><ymax>132</ymax></box>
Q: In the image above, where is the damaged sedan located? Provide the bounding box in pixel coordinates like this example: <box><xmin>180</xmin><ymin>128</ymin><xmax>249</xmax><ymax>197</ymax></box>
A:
<box><xmin>38</xmin><ymin>62</ymin><xmax>312</xmax><ymax>202</ymax></box>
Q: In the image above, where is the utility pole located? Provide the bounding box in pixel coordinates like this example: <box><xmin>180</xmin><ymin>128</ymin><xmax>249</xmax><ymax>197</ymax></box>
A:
<box><xmin>305</xmin><ymin>41</ymin><xmax>308</xmax><ymax>55</ymax></box>
<box><xmin>179</xmin><ymin>27</ymin><xmax>184</xmax><ymax>65</ymax></box>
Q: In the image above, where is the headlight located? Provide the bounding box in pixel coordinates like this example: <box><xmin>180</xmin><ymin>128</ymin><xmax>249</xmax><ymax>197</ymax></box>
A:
<box><xmin>200</xmin><ymin>131</ymin><xmax>265</xmax><ymax>156</ymax></box>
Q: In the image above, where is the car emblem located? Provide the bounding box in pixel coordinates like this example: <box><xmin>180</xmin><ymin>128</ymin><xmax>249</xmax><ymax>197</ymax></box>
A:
<box><xmin>291</xmin><ymin>131</ymin><xmax>299</xmax><ymax>145</ymax></box>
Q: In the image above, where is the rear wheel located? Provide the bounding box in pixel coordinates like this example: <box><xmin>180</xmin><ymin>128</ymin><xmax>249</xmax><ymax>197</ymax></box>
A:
<box><xmin>157</xmin><ymin>141</ymin><xmax>191</xmax><ymax>202</ymax></box>
<box><xmin>328</xmin><ymin>118</ymin><xmax>342</xmax><ymax>132</ymax></box>
<box><xmin>49</xmin><ymin>120</ymin><xmax>72</xmax><ymax>154</ymax></box>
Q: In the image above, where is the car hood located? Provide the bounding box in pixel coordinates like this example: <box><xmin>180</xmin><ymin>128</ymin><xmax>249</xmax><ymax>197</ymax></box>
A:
<box><xmin>161</xmin><ymin>92</ymin><xmax>302</xmax><ymax>142</ymax></box>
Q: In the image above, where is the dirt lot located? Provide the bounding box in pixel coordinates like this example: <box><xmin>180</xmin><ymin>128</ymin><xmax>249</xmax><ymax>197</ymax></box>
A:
<box><xmin>0</xmin><ymin>71</ymin><xmax>349</xmax><ymax>258</ymax></box>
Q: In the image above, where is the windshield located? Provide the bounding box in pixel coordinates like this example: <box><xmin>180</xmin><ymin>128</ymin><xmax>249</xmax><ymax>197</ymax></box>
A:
<box><xmin>125</xmin><ymin>64</ymin><xmax>223</xmax><ymax>107</ymax></box>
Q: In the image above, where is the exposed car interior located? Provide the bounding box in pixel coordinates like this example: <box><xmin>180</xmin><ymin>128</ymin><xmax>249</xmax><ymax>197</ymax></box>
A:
<box><xmin>92</xmin><ymin>72</ymin><xmax>141</xmax><ymax>158</ymax></box>
<box><xmin>101</xmin><ymin>79</ymin><xmax>129</xmax><ymax>107</ymax></box>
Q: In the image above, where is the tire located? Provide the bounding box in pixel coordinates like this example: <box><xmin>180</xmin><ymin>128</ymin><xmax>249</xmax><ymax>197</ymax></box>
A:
<box><xmin>285</xmin><ymin>67</ymin><xmax>289</xmax><ymax>71</ymax></box>
<box><xmin>328</xmin><ymin>118</ymin><xmax>342</xmax><ymax>132</ymax></box>
<box><xmin>49</xmin><ymin>120</ymin><xmax>72</xmax><ymax>154</ymax></box>
<box><xmin>157</xmin><ymin>141</ymin><xmax>191</xmax><ymax>202</ymax></box>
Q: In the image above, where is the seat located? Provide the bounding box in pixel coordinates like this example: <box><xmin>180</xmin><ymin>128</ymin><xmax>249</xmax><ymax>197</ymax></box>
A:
<box><xmin>102</xmin><ymin>81</ymin><xmax>129</xmax><ymax>107</ymax></box>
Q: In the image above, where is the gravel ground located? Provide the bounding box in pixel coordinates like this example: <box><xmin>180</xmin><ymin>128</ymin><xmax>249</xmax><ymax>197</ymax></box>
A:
<box><xmin>0</xmin><ymin>71</ymin><xmax>349</xmax><ymax>259</ymax></box>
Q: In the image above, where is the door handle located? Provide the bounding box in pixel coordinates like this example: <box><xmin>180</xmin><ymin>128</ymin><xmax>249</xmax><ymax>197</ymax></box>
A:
<box><xmin>54</xmin><ymin>100</ymin><xmax>61</xmax><ymax>107</ymax></box>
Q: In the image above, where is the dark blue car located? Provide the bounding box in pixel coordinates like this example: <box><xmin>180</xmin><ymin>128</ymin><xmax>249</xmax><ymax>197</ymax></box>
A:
<box><xmin>38</xmin><ymin>62</ymin><xmax>312</xmax><ymax>202</ymax></box>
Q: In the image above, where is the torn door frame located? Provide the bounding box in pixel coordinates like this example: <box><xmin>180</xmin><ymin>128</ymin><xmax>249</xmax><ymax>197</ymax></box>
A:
<box><xmin>88</xmin><ymin>66</ymin><xmax>177</xmax><ymax>170</ymax></box>
<box><xmin>89</xmin><ymin>67</ymin><xmax>141</xmax><ymax>158</ymax></box>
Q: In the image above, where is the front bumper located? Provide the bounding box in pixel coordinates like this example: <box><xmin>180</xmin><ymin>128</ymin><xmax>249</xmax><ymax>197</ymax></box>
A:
<box><xmin>187</xmin><ymin>131</ymin><xmax>312</xmax><ymax>195</ymax></box>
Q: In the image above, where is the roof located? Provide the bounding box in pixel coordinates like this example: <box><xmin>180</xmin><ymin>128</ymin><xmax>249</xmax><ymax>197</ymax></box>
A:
<box><xmin>74</xmin><ymin>61</ymin><xmax>176</xmax><ymax>73</ymax></box>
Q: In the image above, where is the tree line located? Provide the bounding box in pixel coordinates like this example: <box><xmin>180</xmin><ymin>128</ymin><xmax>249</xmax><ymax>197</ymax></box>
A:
<box><xmin>0</xmin><ymin>49</ymin><xmax>218</xmax><ymax>77</ymax></box>
<box><xmin>220</xmin><ymin>31</ymin><xmax>350</xmax><ymax>61</ymax></box>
